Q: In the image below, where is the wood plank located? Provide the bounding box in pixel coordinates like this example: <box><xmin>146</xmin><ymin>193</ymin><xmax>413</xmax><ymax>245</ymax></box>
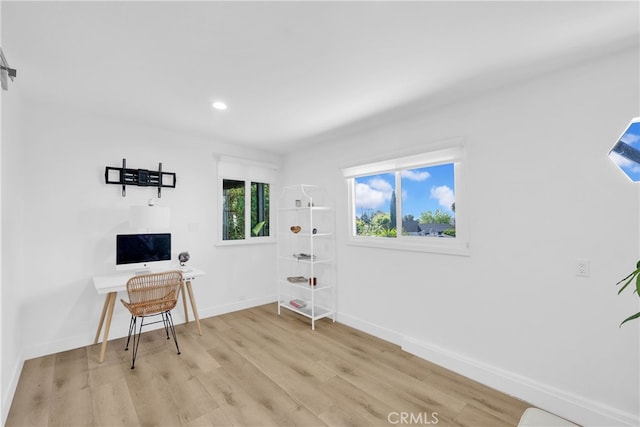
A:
<box><xmin>318</xmin><ymin>375</ymin><xmax>395</xmax><ymax>426</ymax></box>
<box><xmin>90</xmin><ymin>377</ymin><xmax>140</xmax><ymax>426</ymax></box>
<box><xmin>48</xmin><ymin>386</ymin><xmax>95</xmax><ymax>427</ymax></box>
<box><xmin>424</xmin><ymin>361</ymin><xmax>529</xmax><ymax>425</ymax></box>
<box><xmin>213</xmin><ymin>323</ymin><xmax>337</xmax><ymax>416</ymax></box>
<box><xmin>122</xmin><ymin>355</ymin><xmax>183</xmax><ymax>427</ymax></box>
<box><xmin>206</xmin><ymin>326</ymin><xmax>330</xmax><ymax>423</ymax></box>
<box><xmin>47</xmin><ymin>347</ymin><xmax>95</xmax><ymax>426</ymax></box>
<box><xmin>5</xmin><ymin>355</ymin><xmax>55</xmax><ymax>427</ymax></box>
<box><xmin>454</xmin><ymin>402</ymin><xmax>520</xmax><ymax>427</ymax></box>
<box><xmin>183</xmin><ymin>406</ymin><xmax>233</xmax><ymax>427</ymax></box>
<box><xmin>196</xmin><ymin>367</ymin><xmax>284</xmax><ymax>426</ymax></box>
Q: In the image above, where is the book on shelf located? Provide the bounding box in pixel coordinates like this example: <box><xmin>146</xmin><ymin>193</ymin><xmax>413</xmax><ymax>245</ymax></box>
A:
<box><xmin>289</xmin><ymin>299</ymin><xmax>306</xmax><ymax>308</ymax></box>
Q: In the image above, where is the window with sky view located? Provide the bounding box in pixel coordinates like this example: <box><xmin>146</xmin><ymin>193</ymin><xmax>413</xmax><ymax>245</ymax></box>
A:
<box><xmin>354</xmin><ymin>163</ymin><xmax>456</xmax><ymax>238</ymax></box>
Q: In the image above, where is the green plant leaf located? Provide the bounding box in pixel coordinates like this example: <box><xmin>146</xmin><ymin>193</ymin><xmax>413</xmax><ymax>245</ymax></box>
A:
<box><xmin>617</xmin><ymin>270</ymin><xmax>640</xmax><ymax>294</ymax></box>
<box><xmin>252</xmin><ymin>221</ymin><xmax>265</xmax><ymax>236</ymax></box>
<box><xmin>620</xmin><ymin>311</ymin><xmax>640</xmax><ymax>327</ymax></box>
<box><xmin>616</xmin><ymin>270</ymin><xmax>636</xmax><ymax>285</ymax></box>
<box><xmin>615</xmin><ymin>262</ymin><xmax>640</xmax><ymax>325</ymax></box>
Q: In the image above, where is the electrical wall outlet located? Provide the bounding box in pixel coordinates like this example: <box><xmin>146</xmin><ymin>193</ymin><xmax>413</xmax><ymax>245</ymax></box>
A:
<box><xmin>576</xmin><ymin>258</ymin><xmax>590</xmax><ymax>277</ymax></box>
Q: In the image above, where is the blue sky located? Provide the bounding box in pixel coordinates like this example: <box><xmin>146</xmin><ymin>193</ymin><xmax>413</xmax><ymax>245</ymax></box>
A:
<box><xmin>609</xmin><ymin>120</ymin><xmax>640</xmax><ymax>182</ymax></box>
<box><xmin>354</xmin><ymin>163</ymin><xmax>455</xmax><ymax>219</ymax></box>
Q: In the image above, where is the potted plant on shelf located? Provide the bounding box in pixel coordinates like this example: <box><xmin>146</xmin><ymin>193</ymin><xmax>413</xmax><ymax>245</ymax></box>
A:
<box><xmin>615</xmin><ymin>260</ymin><xmax>640</xmax><ymax>326</ymax></box>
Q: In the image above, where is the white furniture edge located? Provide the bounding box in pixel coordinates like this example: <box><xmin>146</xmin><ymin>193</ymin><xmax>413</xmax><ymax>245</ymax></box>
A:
<box><xmin>93</xmin><ymin>266</ymin><xmax>205</xmax><ymax>294</ymax></box>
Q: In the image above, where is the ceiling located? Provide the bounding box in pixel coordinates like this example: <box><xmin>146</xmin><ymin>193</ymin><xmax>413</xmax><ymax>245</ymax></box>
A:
<box><xmin>2</xmin><ymin>1</ymin><xmax>639</xmax><ymax>153</ymax></box>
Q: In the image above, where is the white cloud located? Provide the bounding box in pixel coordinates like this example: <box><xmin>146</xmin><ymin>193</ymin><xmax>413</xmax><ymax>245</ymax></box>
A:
<box><xmin>430</xmin><ymin>185</ymin><xmax>455</xmax><ymax>210</ymax></box>
<box><xmin>621</xmin><ymin>131</ymin><xmax>640</xmax><ymax>147</ymax></box>
<box><xmin>369</xmin><ymin>177</ymin><xmax>393</xmax><ymax>192</ymax></box>
<box><xmin>355</xmin><ymin>178</ymin><xmax>393</xmax><ymax>210</ymax></box>
<box><xmin>401</xmin><ymin>169</ymin><xmax>430</xmax><ymax>182</ymax></box>
<box><xmin>609</xmin><ymin>151</ymin><xmax>640</xmax><ymax>178</ymax></box>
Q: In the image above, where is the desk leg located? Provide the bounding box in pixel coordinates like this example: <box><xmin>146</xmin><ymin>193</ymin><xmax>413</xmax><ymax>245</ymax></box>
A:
<box><xmin>180</xmin><ymin>281</ymin><xmax>189</xmax><ymax>323</ymax></box>
<box><xmin>185</xmin><ymin>280</ymin><xmax>202</xmax><ymax>336</ymax></box>
<box><xmin>94</xmin><ymin>293</ymin><xmax>111</xmax><ymax>344</ymax></box>
<box><xmin>98</xmin><ymin>292</ymin><xmax>116</xmax><ymax>363</ymax></box>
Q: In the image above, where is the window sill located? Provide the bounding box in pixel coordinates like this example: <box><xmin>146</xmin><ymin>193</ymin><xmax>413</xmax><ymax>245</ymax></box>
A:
<box><xmin>216</xmin><ymin>237</ymin><xmax>276</xmax><ymax>247</ymax></box>
<box><xmin>346</xmin><ymin>236</ymin><xmax>470</xmax><ymax>256</ymax></box>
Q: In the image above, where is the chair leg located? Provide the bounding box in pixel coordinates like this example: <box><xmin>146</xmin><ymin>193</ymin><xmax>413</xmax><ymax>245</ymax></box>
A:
<box><xmin>124</xmin><ymin>316</ymin><xmax>136</xmax><ymax>351</ymax></box>
<box><xmin>161</xmin><ymin>312</ymin><xmax>170</xmax><ymax>340</ymax></box>
<box><xmin>165</xmin><ymin>311</ymin><xmax>181</xmax><ymax>355</ymax></box>
<box><xmin>131</xmin><ymin>316</ymin><xmax>145</xmax><ymax>369</ymax></box>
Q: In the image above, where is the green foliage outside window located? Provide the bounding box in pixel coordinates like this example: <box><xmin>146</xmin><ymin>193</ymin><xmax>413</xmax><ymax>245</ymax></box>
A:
<box><xmin>419</xmin><ymin>210</ymin><xmax>453</xmax><ymax>225</ymax></box>
<box><xmin>223</xmin><ymin>180</ymin><xmax>245</xmax><ymax>240</ymax></box>
<box><xmin>356</xmin><ymin>208</ymin><xmax>455</xmax><ymax>238</ymax></box>
<box><xmin>223</xmin><ymin>180</ymin><xmax>270</xmax><ymax>240</ymax></box>
<box><xmin>251</xmin><ymin>182</ymin><xmax>269</xmax><ymax>237</ymax></box>
<box><xmin>356</xmin><ymin>211</ymin><xmax>397</xmax><ymax>238</ymax></box>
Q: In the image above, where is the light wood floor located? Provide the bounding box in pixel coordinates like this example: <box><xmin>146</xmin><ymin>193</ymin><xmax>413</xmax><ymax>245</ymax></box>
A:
<box><xmin>7</xmin><ymin>303</ymin><xmax>530</xmax><ymax>426</ymax></box>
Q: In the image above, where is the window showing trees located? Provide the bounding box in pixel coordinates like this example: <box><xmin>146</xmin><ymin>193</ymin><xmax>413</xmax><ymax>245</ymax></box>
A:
<box><xmin>222</xmin><ymin>179</ymin><xmax>270</xmax><ymax>241</ymax></box>
<box><xmin>354</xmin><ymin>164</ymin><xmax>455</xmax><ymax>239</ymax></box>
<box><xmin>354</xmin><ymin>172</ymin><xmax>397</xmax><ymax>237</ymax></box>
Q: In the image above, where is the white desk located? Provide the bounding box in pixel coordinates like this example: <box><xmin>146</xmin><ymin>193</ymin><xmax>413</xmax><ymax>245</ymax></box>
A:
<box><xmin>92</xmin><ymin>267</ymin><xmax>205</xmax><ymax>363</ymax></box>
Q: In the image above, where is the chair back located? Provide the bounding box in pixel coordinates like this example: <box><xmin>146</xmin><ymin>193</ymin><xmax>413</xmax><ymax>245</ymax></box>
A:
<box><xmin>125</xmin><ymin>270</ymin><xmax>183</xmax><ymax>317</ymax></box>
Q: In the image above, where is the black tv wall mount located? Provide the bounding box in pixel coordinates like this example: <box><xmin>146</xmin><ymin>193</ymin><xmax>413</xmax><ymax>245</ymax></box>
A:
<box><xmin>105</xmin><ymin>158</ymin><xmax>176</xmax><ymax>197</ymax></box>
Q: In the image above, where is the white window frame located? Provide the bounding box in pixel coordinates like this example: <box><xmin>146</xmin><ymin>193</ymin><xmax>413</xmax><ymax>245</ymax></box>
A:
<box><xmin>217</xmin><ymin>156</ymin><xmax>276</xmax><ymax>246</ymax></box>
<box><xmin>343</xmin><ymin>142</ymin><xmax>469</xmax><ymax>256</ymax></box>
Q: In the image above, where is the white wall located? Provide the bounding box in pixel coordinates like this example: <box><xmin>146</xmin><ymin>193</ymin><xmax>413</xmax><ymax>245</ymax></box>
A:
<box><xmin>1</xmin><ymin>67</ymin><xmax>26</xmax><ymax>424</ymax></box>
<box><xmin>0</xmin><ymin>97</ymin><xmax>280</xmax><ymax>420</ymax></box>
<box><xmin>0</xmin><ymin>4</ymin><xmax>4</xmax><ymax>422</ymax></box>
<box><xmin>282</xmin><ymin>47</ymin><xmax>640</xmax><ymax>426</ymax></box>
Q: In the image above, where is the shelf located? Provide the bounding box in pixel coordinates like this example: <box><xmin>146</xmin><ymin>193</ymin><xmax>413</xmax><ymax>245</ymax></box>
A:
<box><xmin>279</xmin><ymin>300</ymin><xmax>333</xmax><ymax>321</ymax></box>
<box><xmin>306</xmin><ymin>232</ymin><xmax>332</xmax><ymax>237</ymax></box>
<box><xmin>277</xmin><ymin>184</ymin><xmax>335</xmax><ymax>330</ymax></box>
<box><xmin>279</xmin><ymin>256</ymin><xmax>332</xmax><ymax>264</ymax></box>
<box><xmin>280</xmin><ymin>279</ymin><xmax>334</xmax><ymax>291</ymax></box>
<box><xmin>278</xmin><ymin>232</ymin><xmax>332</xmax><ymax>238</ymax></box>
<box><xmin>278</xmin><ymin>206</ymin><xmax>332</xmax><ymax>212</ymax></box>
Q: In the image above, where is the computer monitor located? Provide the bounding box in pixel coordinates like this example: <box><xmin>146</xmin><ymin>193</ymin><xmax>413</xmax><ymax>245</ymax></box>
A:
<box><xmin>116</xmin><ymin>233</ymin><xmax>171</xmax><ymax>272</ymax></box>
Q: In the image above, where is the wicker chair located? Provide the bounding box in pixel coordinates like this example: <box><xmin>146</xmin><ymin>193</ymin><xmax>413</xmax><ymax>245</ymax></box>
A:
<box><xmin>120</xmin><ymin>270</ymin><xmax>183</xmax><ymax>369</ymax></box>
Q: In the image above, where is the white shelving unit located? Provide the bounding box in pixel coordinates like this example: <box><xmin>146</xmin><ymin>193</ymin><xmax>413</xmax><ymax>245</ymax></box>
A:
<box><xmin>277</xmin><ymin>185</ymin><xmax>336</xmax><ymax>330</ymax></box>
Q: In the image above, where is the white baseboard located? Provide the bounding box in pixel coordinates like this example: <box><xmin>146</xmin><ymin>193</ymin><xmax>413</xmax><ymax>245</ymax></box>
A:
<box><xmin>197</xmin><ymin>294</ymin><xmax>277</xmax><ymax>319</ymax></box>
<box><xmin>401</xmin><ymin>336</ymin><xmax>638</xmax><ymax>427</ymax></box>
<box><xmin>337</xmin><ymin>311</ymin><xmax>404</xmax><ymax>347</ymax></box>
<box><xmin>21</xmin><ymin>294</ymin><xmax>279</xmax><ymax>361</ymax></box>
<box><xmin>23</xmin><ymin>332</ymin><xmax>96</xmax><ymax>361</ymax></box>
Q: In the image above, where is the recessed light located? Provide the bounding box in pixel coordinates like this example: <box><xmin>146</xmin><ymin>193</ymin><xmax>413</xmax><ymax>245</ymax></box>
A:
<box><xmin>212</xmin><ymin>101</ymin><xmax>227</xmax><ymax>110</ymax></box>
